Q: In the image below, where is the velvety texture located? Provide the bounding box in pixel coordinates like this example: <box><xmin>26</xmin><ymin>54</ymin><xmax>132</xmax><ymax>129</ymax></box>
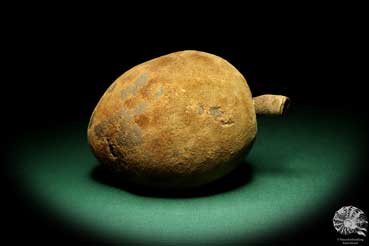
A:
<box><xmin>88</xmin><ymin>50</ymin><xmax>256</xmax><ymax>188</ymax></box>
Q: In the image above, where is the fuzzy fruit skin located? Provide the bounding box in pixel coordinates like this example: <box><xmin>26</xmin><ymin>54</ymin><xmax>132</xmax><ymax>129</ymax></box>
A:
<box><xmin>87</xmin><ymin>50</ymin><xmax>257</xmax><ymax>189</ymax></box>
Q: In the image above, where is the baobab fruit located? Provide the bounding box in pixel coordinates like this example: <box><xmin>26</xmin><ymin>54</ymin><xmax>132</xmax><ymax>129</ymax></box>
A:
<box><xmin>87</xmin><ymin>50</ymin><xmax>289</xmax><ymax>189</ymax></box>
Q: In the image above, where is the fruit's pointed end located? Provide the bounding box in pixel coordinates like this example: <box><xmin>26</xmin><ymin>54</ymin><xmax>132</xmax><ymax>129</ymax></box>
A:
<box><xmin>253</xmin><ymin>94</ymin><xmax>290</xmax><ymax>116</ymax></box>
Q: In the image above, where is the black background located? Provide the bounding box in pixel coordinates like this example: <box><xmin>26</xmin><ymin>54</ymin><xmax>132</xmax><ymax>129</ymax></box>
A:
<box><xmin>2</xmin><ymin>4</ymin><xmax>368</xmax><ymax>245</ymax></box>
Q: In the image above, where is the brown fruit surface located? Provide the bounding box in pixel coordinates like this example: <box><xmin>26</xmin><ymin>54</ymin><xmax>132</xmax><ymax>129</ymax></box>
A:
<box><xmin>87</xmin><ymin>50</ymin><xmax>257</xmax><ymax>189</ymax></box>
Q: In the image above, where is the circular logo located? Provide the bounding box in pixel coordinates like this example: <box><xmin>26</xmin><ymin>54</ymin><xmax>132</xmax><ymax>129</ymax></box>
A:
<box><xmin>333</xmin><ymin>206</ymin><xmax>368</xmax><ymax>237</ymax></box>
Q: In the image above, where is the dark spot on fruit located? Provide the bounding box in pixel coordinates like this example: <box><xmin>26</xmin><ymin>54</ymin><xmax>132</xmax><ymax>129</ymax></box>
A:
<box><xmin>139</xmin><ymin>78</ymin><xmax>161</xmax><ymax>98</ymax></box>
<box><xmin>105</xmin><ymin>137</ymin><xmax>119</xmax><ymax>159</ymax></box>
<box><xmin>94</xmin><ymin>123</ymin><xmax>107</xmax><ymax>137</ymax></box>
<box><xmin>209</xmin><ymin>106</ymin><xmax>223</xmax><ymax>118</ymax></box>
<box><xmin>134</xmin><ymin>114</ymin><xmax>150</xmax><ymax>128</ymax></box>
<box><xmin>124</xmin><ymin>98</ymin><xmax>136</xmax><ymax>108</ymax></box>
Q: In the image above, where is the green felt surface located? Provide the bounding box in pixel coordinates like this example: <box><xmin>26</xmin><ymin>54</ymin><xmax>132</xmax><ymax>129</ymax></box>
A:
<box><xmin>9</xmin><ymin>106</ymin><xmax>368</xmax><ymax>244</ymax></box>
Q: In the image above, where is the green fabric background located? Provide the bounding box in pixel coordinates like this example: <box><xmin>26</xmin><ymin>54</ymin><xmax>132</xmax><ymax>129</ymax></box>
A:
<box><xmin>9</xmin><ymin>106</ymin><xmax>368</xmax><ymax>244</ymax></box>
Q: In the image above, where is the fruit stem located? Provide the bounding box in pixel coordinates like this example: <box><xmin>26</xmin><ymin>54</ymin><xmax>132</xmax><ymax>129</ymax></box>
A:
<box><xmin>253</xmin><ymin>94</ymin><xmax>290</xmax><ymax>115</ymax></box>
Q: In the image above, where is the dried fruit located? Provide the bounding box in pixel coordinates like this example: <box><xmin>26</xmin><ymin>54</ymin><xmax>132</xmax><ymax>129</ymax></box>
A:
<box><xmin>87</xmin><ymin>50</ymin><xmax>289</xmax><ymax>189</ymax></box>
